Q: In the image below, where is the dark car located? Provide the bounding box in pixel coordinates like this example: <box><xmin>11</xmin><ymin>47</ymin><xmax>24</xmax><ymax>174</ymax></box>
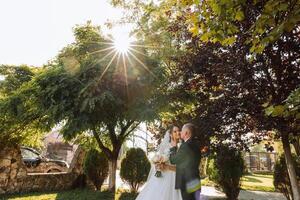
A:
<box><xmin>21</xmin><ymin>146</ymin><xmax>69</xmax><ymax>173</ymax></box>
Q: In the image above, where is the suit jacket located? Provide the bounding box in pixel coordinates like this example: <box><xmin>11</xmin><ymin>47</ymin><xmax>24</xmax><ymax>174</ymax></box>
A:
<box><xmin>169</xmin><ymin>138</ymin><xmax>201</xmax><ymax>190</ymax></box>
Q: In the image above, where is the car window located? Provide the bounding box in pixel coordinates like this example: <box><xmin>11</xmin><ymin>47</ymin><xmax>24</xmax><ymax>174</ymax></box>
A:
<box><xmin>21</xmin><ymin>149</ymin><xmax>40</xmax><ymax>159</ymax></box>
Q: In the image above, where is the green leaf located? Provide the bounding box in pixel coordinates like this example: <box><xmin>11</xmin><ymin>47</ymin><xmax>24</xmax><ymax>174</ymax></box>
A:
<box><xmin>200</xmin><ymin>32</ymin><xmax>210</xmax><ymax>42</ymax></box>
<box><xmin>235</xmin><ymin>10</ymin><xmax>244</xmax><ymax>21</ymax></box>
<box><xmin>265</xmin><ymin>106</ymin><xmax>274</xmax><ymax>116</ymax></box>
<box><xmin>271</xmin><ymin>105</ymin><xmax>285</xmax><ymax>117</ymax></box>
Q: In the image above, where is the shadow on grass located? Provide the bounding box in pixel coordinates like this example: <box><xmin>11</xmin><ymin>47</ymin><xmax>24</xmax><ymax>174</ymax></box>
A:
<box><xmin>242</xmin><ymin>176</ymin><xmax>263</xmax><ymax>183</ymax></box>
<box><xmin>1</xmin><ymin>190</ymin><xmax>56</xmax><ymax>200</ymax></box>
<box><xmin>2</xmin><ymin>189</ymin><xmax>114</xmax><ymax>200</ymax></box>
<box><xmin>55</xmin><ymin>189</ymin><xmax>114</xmax><ymax>200</ymax></box>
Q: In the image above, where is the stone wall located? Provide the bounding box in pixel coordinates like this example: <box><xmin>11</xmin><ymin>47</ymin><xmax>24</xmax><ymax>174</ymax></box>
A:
<box><xmin>0</xmin><ymin>146</ymin><xmax>85</xmax><ymax>194</ymax></box>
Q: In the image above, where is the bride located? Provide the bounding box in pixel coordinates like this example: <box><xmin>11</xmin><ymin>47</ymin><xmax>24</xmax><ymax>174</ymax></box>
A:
<box><xmin>135</xmin><ymin>125</ymin><xmax>182</xmax><ymax>200</ymax></box>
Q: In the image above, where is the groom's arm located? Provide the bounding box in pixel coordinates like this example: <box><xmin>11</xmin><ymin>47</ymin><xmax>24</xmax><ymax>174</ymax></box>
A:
<box><xmin>169</xmin><ymin>145</ymin><xmax>189</xmax><ymax>166</ymax></box>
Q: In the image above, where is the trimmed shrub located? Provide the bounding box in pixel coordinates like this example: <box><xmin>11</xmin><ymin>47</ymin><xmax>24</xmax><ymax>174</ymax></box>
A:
<box><xmin>208</xmin><ymin>146</ymin><xmax>244</xmax><ymax>200</ymax></box>
<box><xmin>83</xmin><ymin>149</ymin><xmax>109</xmax><ymax>190</ymax></box>
<box><xmin>118</xmin><ymin>192</ymin><xmax>138</xmax><ymax>200</ymax></box>
<box><xmin>120</xmin><ymin>148</ymin><xmax>151</xmax><ymax>193</ymax></box>
<box><xmin>274</xmin><ymin>154</ymin><xmax>300</xmax><ymax>200</ymax></box>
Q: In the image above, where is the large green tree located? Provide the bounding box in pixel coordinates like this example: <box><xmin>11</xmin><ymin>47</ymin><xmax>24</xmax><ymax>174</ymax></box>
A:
<box><xmin>1</xmin><ymin>22</ymin><xmax>164</xmax><ymax>193</ymax></box>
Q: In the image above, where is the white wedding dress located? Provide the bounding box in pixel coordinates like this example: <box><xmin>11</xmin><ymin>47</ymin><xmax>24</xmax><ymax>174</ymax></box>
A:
<box><xmin>135</xmin><ymin>131</ymin><xmax>182</xmax><ymax>200</ymax></box>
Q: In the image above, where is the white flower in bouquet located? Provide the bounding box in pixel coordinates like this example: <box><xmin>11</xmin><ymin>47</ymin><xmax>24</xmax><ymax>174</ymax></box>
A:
<box><xmin>151</xmin><ymin>154</ymin><xmax>169</xmax><ymax>178</ymax></box>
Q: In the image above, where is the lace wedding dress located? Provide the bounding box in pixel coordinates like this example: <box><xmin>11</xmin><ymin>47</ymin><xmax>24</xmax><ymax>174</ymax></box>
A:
<box><xmin>135</xmin><ymin>131</ymin><xmax>182</xmax><ymax>200</ymax></box>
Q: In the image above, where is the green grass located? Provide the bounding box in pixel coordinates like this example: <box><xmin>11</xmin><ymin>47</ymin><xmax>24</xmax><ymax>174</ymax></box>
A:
<box><xmin>202</xmin><ymin>173</ymin><xmax>275</xmax><ymax>192</ymax></box>
<box><xmin>1</xmin><ymin>189</ymin><xmax>115</xmax><ymax>200</ymax></box>
<box><xmin>1</xmin><ymin>189</ymin><xmax>138</xmax><ymax>200</ymax></box>
<box><xmin>241</xmin><ymin>173</ymin><xmax>275</xmax><ymax>192</ymax></box>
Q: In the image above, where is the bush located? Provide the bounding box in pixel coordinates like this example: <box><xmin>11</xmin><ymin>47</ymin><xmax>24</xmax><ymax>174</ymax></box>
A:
<box><xmin>120</xmin><ymin>148</ymin><xmax>151</xmax><ymax>192</ymax></box>
<box><xmin>118</xmin><ymin>192</ymin><xmax>138</xmax><ymax>200</ymax></box>
<box><xmin>208</xmin><ymin>146</ymin><xmax>244</xmax><ymax>200</ymax></box>
<box><xmin>83</xmin><ymin>149</ymin><xmax>109</xmax><ymax>190</ymax></box>
<box><xmin>207</xmin><ymin>157</ymin><xmax>218</xmax><ymax>181</ymax></box>
<box><xmin>274</xmin><ymin>154</ymin><xmax>300</xmax><ymax>200</ymax></box>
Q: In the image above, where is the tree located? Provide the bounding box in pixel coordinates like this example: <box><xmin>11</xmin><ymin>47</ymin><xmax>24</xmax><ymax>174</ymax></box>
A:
<box><xmin>0</xmin><ymin>65</ymin><xmax>45</xmax><ymax>148</ymax></box>
<box><xmin>1</xmin><ymin>22</ymin><xmax>164</xmax><ymax>193</ymax></box>
<box><xmin>274</xmin><ymin>153</ymin><xmax>300</xmax><ymax>200</ymax></box>
<box><xmin>0</xmin><ymin>65</ymin><xmax>36</xmax><ymax>97</ymax></box>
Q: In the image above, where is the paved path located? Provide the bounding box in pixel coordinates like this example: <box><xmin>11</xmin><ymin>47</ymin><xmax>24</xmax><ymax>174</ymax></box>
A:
<box><xmin>200</xmin><ymin>186</ymin><xmax>286</xmax><ymax>200</ymax></box>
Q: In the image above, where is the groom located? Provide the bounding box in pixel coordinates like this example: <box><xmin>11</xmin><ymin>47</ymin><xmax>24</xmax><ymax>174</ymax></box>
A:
<box><xmin>170</xmin><ymin>123</ymin><xmax>201</xmax><ymax>200</ymax></box>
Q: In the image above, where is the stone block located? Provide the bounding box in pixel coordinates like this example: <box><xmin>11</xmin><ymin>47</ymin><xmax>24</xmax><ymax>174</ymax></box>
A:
<box><xmin>0</xmin><ymin>159</ymin><xmax>11</xmax><ymax>167</ymax></box>
<box><xmin>0</xmin><ymin>178</ymin><xmax>8</xmax><ymax>187</ymax></box>
<box><xmin>11</xmin><ymin>162</ymin><xmax>18</xmax><ymax>169</ymax></box>
<box><xmin>17</xmin><ymin>169</ymin><xmax>27</xmax><ymax>178</ymax></box>
<box><xmin>10</xmin><ymin>169</ymin><xmax>17</xmax><ymax>179</ymax></box>
<box><xmin>0</xmin><ymin>172</ymin><xmax>9</xmax><ymax>179</ymax></box>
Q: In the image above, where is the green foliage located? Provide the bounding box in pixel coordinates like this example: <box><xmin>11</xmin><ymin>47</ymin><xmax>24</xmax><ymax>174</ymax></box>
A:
<box><xmin>209</xmin><ymin>146</ymin><xmax>244</xmax><ymax>200</ymax></box>
<box><xmin>120</xmin><ymin>148</ymin><xmax>151</xmax><ymax>192</ymax></box>
<box><xmin>274</xmin><ymin>154</ymin><xmax>300</xmax><ymax>200</ymax></box>
<box><xmin>285</xmin><ymin>88</ymin><xmax>300</xmax><ymax>120</ymax></box>
<box><xmin>83</xmin><ymin>149</ymin><xmax>109</xmax><ymax>190</ymax></box>
<box><xmin>0</xmin><ymin>65</ymin><xmax>35</xmax><ymax>97</ymax></box>
<box><xmin>118</xmin><ymin>192</ymin><xmax>138</xmax><ymax>200</ymax></box>
<box><xmin>162</xmin><ymin>0</ymin><xmax>300</xmax><ymax>53</ymax></box>
<box><xmin>114</xmin><ymin>0</ymin><xmax>300</xmax><ymax>53</ymax></box>
<box><xmin>0</xmin><ymin>65</ymin><xmax>45</xmax><ymax>148</ymax></box>
<box><xmin>265</xmin><ymin>88</ymin><xmax>300</xmax><ymax>120</ymax></box>
<box><xmin>206</xmin><ymin>157</ymin><xmax>218</xmax><ymax>182</ymax></box>
<box><xmin>3</xmin><ymin>189</ymin><xmax>114</xmax><ymax>200</ymax></box>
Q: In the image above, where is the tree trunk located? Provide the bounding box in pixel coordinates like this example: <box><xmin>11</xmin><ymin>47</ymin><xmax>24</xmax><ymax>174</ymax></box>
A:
<box><xmin>292</xmin><ymin>137</ymin><xmax>300</xmax><ymax>156</ymax></box>
<box><xmin>108</xmin><ymin>158</ymin><xmax>118</xmax><ymax>193</ymax></box>
<box><xmin>282</xmin><ymin>135</ymin><xmax>300</xmax><ymax>200</ymax></box>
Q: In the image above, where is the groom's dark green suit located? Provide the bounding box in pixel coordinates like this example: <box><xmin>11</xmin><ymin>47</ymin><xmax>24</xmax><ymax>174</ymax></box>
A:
<box><xmin>170</xmin><ymin>138</ymin><xmax>201</xmax><ymax>200</ymax></box>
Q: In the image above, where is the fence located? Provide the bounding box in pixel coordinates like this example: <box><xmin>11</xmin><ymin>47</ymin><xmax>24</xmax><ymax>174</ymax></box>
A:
<box><xmin>244</xmin><ymin>152</ymin><xmax>277</xmax><ymax>172</ymax></box>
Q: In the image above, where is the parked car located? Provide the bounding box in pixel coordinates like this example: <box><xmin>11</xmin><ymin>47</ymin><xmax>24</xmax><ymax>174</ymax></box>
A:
<box><xmin>21</xmin><ymin>146</ymin><xmax>69</xmax><ymax>173</ymax></box>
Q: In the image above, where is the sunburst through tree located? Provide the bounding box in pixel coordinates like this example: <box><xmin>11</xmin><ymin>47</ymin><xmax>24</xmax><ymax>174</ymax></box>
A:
<box><xmin>76</xmin><ymin>27</ymin><xmax>158</xmax><ymax>99</ymax></box>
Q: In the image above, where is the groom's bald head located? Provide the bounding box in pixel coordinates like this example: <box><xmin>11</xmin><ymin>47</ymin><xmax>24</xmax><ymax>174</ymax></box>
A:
<box><xmin>181</xmin><ymin>123</ymin><xmax>195</xmax><ymax>141</ymax></box>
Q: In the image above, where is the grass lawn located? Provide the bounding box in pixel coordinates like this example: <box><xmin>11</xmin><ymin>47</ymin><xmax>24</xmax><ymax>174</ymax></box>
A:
<box><xmin>202</xmin><ymin>173</ymin><xmax>275</xmax><ymax>192</ymax></box>
<box><xmin>1</xmin><ymin>189</ymin><xmax>137</xmax><ymax>200</ymax></box>
<box><xmin>241</xmin><ymin>173</ymin><xmax>275</xmax><ymax>192</ymax></box>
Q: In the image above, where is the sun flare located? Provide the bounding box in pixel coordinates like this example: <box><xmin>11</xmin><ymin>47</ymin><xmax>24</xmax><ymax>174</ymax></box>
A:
<box><xmin>113</xmin><ymin>34</ymin><xmax>132</xmax><ymax>53</ymax></box>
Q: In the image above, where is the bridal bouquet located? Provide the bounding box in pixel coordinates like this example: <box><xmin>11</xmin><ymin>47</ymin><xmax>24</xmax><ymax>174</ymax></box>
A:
<box><xmin>151</xmin><ymin>154</ymin><xmax>169</xmax><ymax>178</ymax></box>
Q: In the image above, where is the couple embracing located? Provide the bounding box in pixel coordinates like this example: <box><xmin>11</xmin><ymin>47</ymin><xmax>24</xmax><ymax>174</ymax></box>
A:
<box><xmin>136</xmin><ymin>123</ymin><xmax>201</xmax><ymax>200</ymax></box>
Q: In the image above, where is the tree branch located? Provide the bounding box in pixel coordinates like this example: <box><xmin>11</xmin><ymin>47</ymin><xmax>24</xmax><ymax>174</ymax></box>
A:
<box><xmin>107</xmin><ymin>123</ymin><xmax>118</xmax><ymax>146</ymax></box>
<box><xmin>120</xmin><ymin>120</ymin><xmax>135</xmax><ymax>137</ymax></box>
<box><xmin>92</xmin><ymin>129</ymin><xmax>112</xmax><ymax>157</ymax></box>
<box><xmin>121</xmin><ymin>122</ymin><xmax>141</xmax><ymax>142</ymax></box>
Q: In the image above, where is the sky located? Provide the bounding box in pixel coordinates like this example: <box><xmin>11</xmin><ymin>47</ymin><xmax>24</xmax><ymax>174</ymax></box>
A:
<box><xmin>0</xmin><ymin>0</ymin><xmax>130</xmax><ymax>66</ymax></box>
